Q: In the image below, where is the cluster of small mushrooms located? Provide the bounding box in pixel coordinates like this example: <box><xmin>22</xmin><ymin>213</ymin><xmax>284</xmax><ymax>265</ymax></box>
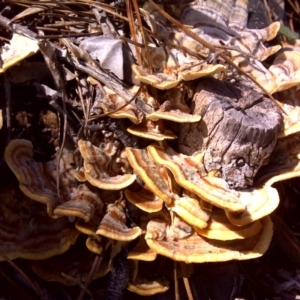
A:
<box><xmin>2</xmin><ymin>0</ymin><xmax>300</xmax><ymax>296</ymax></box>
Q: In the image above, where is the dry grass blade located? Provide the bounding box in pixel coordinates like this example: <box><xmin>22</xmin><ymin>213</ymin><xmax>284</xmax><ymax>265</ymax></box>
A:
<box><xmin>8</xmin><ymin>6</ymin><xmax>46</xmax><ymax>24</ymax></box>
<box><xmin>174</xmin><ymin>261</ymin><xmax>180</xmax><ymax>300</ymax></box>
<box><xmin>126</xmin><ymin>0</ymin><xmax>142</xmax><ymax>66</ymax></box>
<box><xmin>148</xmin><ymin>0</ymin><xmax>285</xmax><ymax>114</ymax></box>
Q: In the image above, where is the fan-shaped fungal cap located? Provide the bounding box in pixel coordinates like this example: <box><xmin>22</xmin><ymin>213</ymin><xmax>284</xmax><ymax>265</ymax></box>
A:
<box><xmin>96</xmin><ymin>202</ymin><xmax>142</xmax><ymax>241</ymax></box>
<box><xmin>78</xmin><ymin>140</ymin><xmax>136</xmax><ymax>190</ymax></box>
<box><xmin>125</xmin><ymin>147</ymin><xmax>177</xmax><ymax>205</ymax></box>
<box><xmin>132</xmin><ymin>64</ymin><xmax>179</xmax><ymax>90</ymax></box>
<box><xmin>86</xmin><ymin>236</ymin><xmax>103</xmax><ymax>255</ymax></box>
<box><xmin>171</xmin><ymin>196</ymin><xmax>211</xmax><ymax>229</ymax></box>
<box><xmin>147</xmin><ymin>110</ymin><xmax>201</xmax><ymax>123</ymax></box>
<box><xmin>127</xmin><ymin>278</ymin><xmax>170</xmax><ymax>296</ymax></box>
<box><xmin>148</xmin><ymin>144</ymin><xmax>279</xmax><ymax>219</ymax></box>
<box><xmin>5</xmin><ymin>139</ymin><xmax>65</xmax><ymax>217</ymax></box>
<box><xmin>5</xmin><ymin>139</ymin><xmax>104</xmax><ymax>221</ymax></box>
<box><xmin>195</xmin><ymin>209</ymin><xmax>262</xmax><ymax>240</ymax></box>
<box><xmin>225</xmin><ymin>186</ymin><xmax>279</xmax><ymax>226</ymax></box>
<box><xmin>127</xmin><ymin>119</ymin><xmax>177</xmax><ymax>140</ymax></box>
<box><xmin>0</xmin><ymin>184</ymin><xmax>79</xmax><ymax>261</ymax></box>
<box><xmin>146</xmin><ymin>216</ymin><xmax>273</xmax><ymax>263</ymax></box>
<box><xmin>54</xmin><ymin>185</ymin><xmax>103</xmax><ymax>222</ymax></box>
<box><xmin>179</xmin><ymin>63</ymin><xmax>226</xmax><ymax>81</ymax></box>
<box><xmin>147</xmin><ymin>144</ymin><xmax>244</xmax><ymax>211</ymax></box>
<box><xmin>125</xmin><ymin>187</ymin><xmax>163</xmax><ymax>213</ymax></box>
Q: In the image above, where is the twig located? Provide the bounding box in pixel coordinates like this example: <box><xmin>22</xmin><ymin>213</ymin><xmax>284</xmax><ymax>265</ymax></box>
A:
<box><xmin>77</xmin><ymin>255</ymin><xmax>103</xmax><ymax>300</ymax></box>
<box><xmin>174</xmin><ymin>261</ymin><xmax>180</xmax><ymax>300</ymax></box>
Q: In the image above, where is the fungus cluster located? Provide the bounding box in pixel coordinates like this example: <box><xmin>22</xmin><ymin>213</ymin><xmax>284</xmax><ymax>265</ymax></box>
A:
<box><xmin>2</xmin><ymin>0</ymin><xmax>300</xmax><ymax>297</ymax></box>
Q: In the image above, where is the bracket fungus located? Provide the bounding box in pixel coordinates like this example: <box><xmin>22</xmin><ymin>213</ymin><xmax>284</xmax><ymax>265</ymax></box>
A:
<box><xmin>78</xmin><ymin>139</ymin><xmax>136</xmax><ymax>190</ymax></box>
<box><xmin>3</xmin><ymin>0</ymin><xmax>300</xmax><ymax>297</ymax></box>
<box><xmin>5</xmin><ymin>139</ymin><xmax>104</xmax><ymax>223</ymax></box>
<box><xmin>145</xmin><ymin>215</ymin><xmax>273</xmax><ymax>264</ymax></box>
<box><xmin>96</xmin><ymin>201</ymin><xmax>142</xmax><ymax>241</ymax></box>
<box><xmin>0</xmin><ymin>184</ymin><xmax>79</xmax><ymax>261</ymax></box>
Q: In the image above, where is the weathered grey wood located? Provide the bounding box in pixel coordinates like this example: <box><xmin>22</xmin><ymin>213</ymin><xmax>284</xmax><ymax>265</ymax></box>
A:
<box><xmin>179</xmin><ymin>78</ymin><xmax>283</xmax><ymax>189</ymax></box>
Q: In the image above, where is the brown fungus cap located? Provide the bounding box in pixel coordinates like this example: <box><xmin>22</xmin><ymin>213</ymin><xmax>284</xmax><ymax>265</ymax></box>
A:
<box><xmin>147</xmin><ymin>144</ymin><xmax>279</xmax><ymax>219</ymax></box>
<box><xmin>132</xmin><ymin>64</ymin><xmax>179</xmax><ymax>90</ymax></box>
<box><xmin>5</xmin><ymin>139</ymin><xmax>72</xmax><ymax>217</ymax></box>
<box><xmin>127</xmin><ymin>119</ymin><xmax>177</xmax><ymax>141</ymax></box>
<box><xmin>78</xmin><ymin>140</ymin><xmax>136</xmax><ymax>190</ymax></box>
<box><xmin>127</xmin><ymin>278</ymin><xmax>170</xmax><ymax>296</ymax></box>
<box><xmin>171</xmin><ymin>196</ymin><xmax>211</xmax><ymax>229</ymax></box>
<box><xmin>5</xmin><ymin>139</ymin><xmax>104</xmax><ymax>222</ymax></box>
<box><xmin>147</xmin><ymin>110</ymin><xmax>201</xmax><ymax>123</ymax></box>
<box><xmin>96</xmin><ymin>201</ymin><xmax>141</xmax><ymax>241</ymax></box>
<box><xmin>146</xmin><ymin>216</ymin><xmax>273</xmax><ymax>263</ymax></box>
<box><xmin>54</xmin><ymin>184</ymin><xmax>103</xmax><ymax>222</ymax></box>
<box><xmin>0</xmin><ymin>184</ymin><xmax>79</xmax><ymax>261</ymax></box>
<box><xmin>195</xmin><ymin>209</ymin><xmax>262</xmax><ymax>240</ymax></box>
<box><xmin>125</xmin><ymin>187</ymin><xmax>163</xmax><ymax>213</ymax></box>
<box><xmin>125</xmin><ymin>147</ymin><xmax>179</xmax><ymax>205</ymax></box>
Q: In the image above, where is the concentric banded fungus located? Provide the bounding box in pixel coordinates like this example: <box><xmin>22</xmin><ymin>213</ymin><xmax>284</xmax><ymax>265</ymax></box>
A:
<box><xmin>146</xmin><ymin>216</ymin><xmax>273</xmax><ymax>263</ymax></box>
<box><xmin>96</xmin><ymin>201</ymin><xmax>141</xmax><ymax>241</ymax></box>
<box><xmin>0</xmin><ymin>184</ymin><xmax>79</xmax><ymax>261</ymax></box>
<box><xmin>194</xmin><ymin>209</ymin><xmax>262</xmax><ymax>240</ymax></box>
<box><xmin>171</xmin><ymin>196</ymin><xmax>211</xmax><ymax>229</ymax></box>
<box><xmin>54</xmin><ymin>185</ymin><xmax>103</xmax><ymax>222</ymax></box>
<box><xmin>136</xmin><ymin>0</ymin><xmax>281</xmax><ymax>91</ymax></box>
<box><xmin>78</xmin><ymin>140</ymin><xmax>136</xmax><ymax>190</ymax></box>
<box><xmin>127</xmin><ymin>119</ymin><xmax>177</xmax><ymax>141</ymax></box>
<box><xmin>125</xmin><ymin>147</ymin><xmax>178</xmax><ymax>205</ymax></box>
<box><xmin>5</xmin><ymin>139</ymin><xmax>68</xmax><ymax>217</ymax></box>
<box><xmin>125</xmin><ymin>187</ymin><xmax>163</xmax><ymax>213</ymax></box>
<box><xmin>148</xmin><ymin>144</ymin><xmax>279</xmax><ymax>217</ymax></box>
<box><xmin>5</xmin><ymin>139</ymin><xmax>103</xmax><ymax>222</ymax></box>
<box><xmin>127</xmin><ymin>277</ymin><xmax>169</xmax><ymax>296</ymax></box>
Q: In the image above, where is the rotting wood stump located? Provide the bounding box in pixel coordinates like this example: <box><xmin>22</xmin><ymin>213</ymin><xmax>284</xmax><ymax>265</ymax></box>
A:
<box><xmin>179</xmin><ymin>78</ymin><xmax>283</xmax><ymax>189</ymax></box>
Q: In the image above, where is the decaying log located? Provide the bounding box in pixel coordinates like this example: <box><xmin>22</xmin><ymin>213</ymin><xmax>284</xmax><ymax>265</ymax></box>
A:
<box><xmin>179</xmin><ymin>78</ymin><xmax>283</xmax><ymax>189</ymax></box>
